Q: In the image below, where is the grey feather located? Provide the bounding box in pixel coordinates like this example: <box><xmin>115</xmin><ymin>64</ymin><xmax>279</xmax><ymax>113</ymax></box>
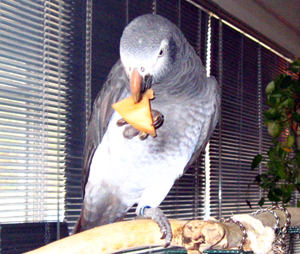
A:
<box><xmin>81</xmin><ymin>60</ymin><xmax>129</xmax><ymax>193</ymax></box>
<box><xmin>185</xmin><ymin>76</ymin><xmax>221</xmax><ymax>169</ymax></box>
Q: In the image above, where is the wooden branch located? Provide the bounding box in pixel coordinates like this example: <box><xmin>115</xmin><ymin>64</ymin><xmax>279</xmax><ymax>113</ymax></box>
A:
<box><xmin>25</xmin><ymin>207</ymin><xmax>300</xmax><ymax>254</ymax></box>
<box><xmin>26</xmin><ymin>220</ymin><xmax>186</xmax><ymax>254</ymax></box>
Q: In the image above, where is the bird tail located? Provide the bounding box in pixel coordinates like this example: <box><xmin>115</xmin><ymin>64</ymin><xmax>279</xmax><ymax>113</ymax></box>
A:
<box><xmin>72</xmin><ymin>193</ymin><xmax>131</xmax><ymax>234</ymax></box>
<box><xmin>72</xmin><ymin>209</ymin><xmax>84</xmax><ymax>234</ymax></box>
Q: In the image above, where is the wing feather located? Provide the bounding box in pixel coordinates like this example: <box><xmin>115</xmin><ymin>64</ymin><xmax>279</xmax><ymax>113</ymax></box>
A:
<box><xmin>185</xmin><ymin>76</ymin><xmax>221</xmax><ymax>170</ymax></box>
<box><xmin>82</xmin><ymin>60</ymin><xmax>129</xmax><ymax>193</ymax></box>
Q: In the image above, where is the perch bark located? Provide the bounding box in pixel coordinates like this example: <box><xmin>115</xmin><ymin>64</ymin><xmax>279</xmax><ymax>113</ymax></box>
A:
<box><xmin>26</xmin><ymin>220</ymin><xmax>186</xmax><ymax>254</ymax></box>
<box><xmin>25</xmin><ymin>208</ymin><xmax>300</xmax><ymax>254</ymax></box>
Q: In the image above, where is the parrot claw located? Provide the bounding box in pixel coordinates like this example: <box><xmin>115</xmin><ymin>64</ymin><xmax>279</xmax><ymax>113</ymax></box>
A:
<box><xmin>151</xmin><ymin>110</ymin><xmax>164</xmax><ymax>129</ymax></box>
<box><xmin>138</xmin><ymin>206</ymin><xmax>172</xmax><ymax>248</ymax></box>
<box><xmin>116</xmin><ymin>118</ymin><xmax>128</xmax><ymax>126</ymax></box>
<box><xmin>139</xmin><ymin>132</ymin><xmax>149</xmax><ymax>140</ymax></box>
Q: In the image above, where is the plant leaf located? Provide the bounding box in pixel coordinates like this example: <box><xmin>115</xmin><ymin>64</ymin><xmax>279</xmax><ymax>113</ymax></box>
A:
<box><xmin>263</xmin><ymin>109</ymin><xmax>281</xmax><ymax>121</ymax></box>
<box><xmin>267</xmin><ymin>121</ymin><xmax>282</xmax><ymax>138</ymax></box>
<box><xmin>251</xmin><ymin>154</ymin><xmax>263</xmax><ymax>170</ymax></box>
<box><xmin>293</xmin><ymin>112</ymin><xmax>300</xmax><ymax>123</ymax></box>
<box><xmin>296</xmin><ymin>153</ymin><xmax>300</xmax><ymax>167</ymax></box>
<box><xmin>258</xmin><ymin>197</ymin><xmax>265</xmax><ymax>207</ymax></box>
<box><xmin>268</xmin><ymin>188</ymin><xmax>281</xmax><ymax>203</ymax></box>
<box><xmin>278</xmin><ymin>98</ymin><xmax>293</xmax><ymax>109</ymax></box>
<box><xmin>286</xmin><ymin>135</ymin><xmax>295</xmax><ymax>148</ymax></box>
<box><xmin>276</xmin><ymin>163</ymin><xmax>286</xmax><ymax>179</ymax></box>
<box><xmin>276</xmin><ymin>145</ymin><xmax>287</xmax><ymax>159</ymax></box>
<box><xmin>282</xmin><ymin>194</ymin><xmax>291</xmax><ymax>204</ymax></box>
<box><xmin>287</xmin><ymin>60</ymin><xmax>300</xmax><ymax>74</ymax></box>
<box><xmin>281</xmin><ymin>184</ymin><xmax>293</xmax><ymax>204</ymax></box>
<box><xmin>279</xmin><ymin>75</ymin><xmax>293</xmax><ymax>89</ymax></box>
<box><xmin>255</xmin><ymin>174</ymin><xmax>262</xmax><ymax>183</ymax></box>
<box><xmin>267</xmin><ymin>94</ymin><xmax>281</xmax><ymax>107</ymax></box>
<box><xmin>266</xmin><ymin>81</ymin><xmax>275</xmax><ymax>94</ymax></box>
<box><xmin>246</xmin><ymin>200</ymin><xmax>252</xmax><ymax>209</ymax></box>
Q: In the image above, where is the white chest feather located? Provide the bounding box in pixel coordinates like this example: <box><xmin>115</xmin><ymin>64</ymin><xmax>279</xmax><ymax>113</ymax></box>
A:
<box><xmin>89</xmin><ymin>110</ymin><xmax>194</xmax><ymax>192</ymax></box>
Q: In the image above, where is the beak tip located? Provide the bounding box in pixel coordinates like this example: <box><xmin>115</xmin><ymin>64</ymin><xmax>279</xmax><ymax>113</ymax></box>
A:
<box><xmin>132</xmin><ymin>93</ymin><xmax>142</xmax><ymax>104</ymax></box>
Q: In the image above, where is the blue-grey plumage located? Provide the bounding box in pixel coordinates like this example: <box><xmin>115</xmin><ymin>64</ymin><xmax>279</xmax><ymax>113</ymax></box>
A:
<box><xmin>73</xmin><ymin>14</ymin><xmax>221</xmax><ymax>245</ymax></box>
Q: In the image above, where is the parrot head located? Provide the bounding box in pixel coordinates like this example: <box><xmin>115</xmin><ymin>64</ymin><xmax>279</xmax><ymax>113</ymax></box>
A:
<box><xmin>120</xmin><ymin>14</ymin><xmax>183</xmax><ymax>103</ymax></box>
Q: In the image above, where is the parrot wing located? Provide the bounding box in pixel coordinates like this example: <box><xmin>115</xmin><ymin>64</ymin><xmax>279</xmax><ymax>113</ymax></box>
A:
<box><xmin>185</xmin><ymin>76</ymin><xmax>221</xmax><ymax>170</ymax></box>
<box><xmin>72</xmin><ymin>60</ymin><xmax>129</xmax><ymax>233</ymax></box>
<box><xmin>82</xmin><ymin>59</ymin><xmax>129</xmax><ymax>195</ymax></box>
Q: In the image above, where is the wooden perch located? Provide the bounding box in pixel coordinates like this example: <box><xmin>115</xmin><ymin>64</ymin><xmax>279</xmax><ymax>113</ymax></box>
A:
<box><xmin>26</xmin><ymin>207</ymin><xmax>300</xmax><ymax>254</ymax></box>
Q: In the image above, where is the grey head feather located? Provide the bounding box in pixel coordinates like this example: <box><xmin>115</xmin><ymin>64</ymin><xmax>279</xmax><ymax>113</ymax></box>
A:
<box><xmin>120</xmin><ymin>14</ymin><xmax>188</xmax><ymax>85</ymax></box>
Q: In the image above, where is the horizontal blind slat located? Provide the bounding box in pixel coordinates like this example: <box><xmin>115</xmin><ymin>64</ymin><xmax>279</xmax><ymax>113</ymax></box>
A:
<box><xmin>0</xmin><ymin>0</ymin><xmax>77</xmax><ymax>224</ymax></box>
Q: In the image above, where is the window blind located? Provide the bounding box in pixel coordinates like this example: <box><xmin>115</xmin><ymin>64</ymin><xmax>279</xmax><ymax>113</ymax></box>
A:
<box><xmin>0</xmin><ymin>0</ymin><xmax>85</xmax><ymax>225</ymax></box>
<box><xmin>1</xmin><ymin>0</ymin><xmax>298</xmax><ymax>252</ymax></box>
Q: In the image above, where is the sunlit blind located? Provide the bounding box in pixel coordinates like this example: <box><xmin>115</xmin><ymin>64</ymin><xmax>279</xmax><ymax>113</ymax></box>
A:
<box><xmin>0</xmin><ymin>0</ymin><xmax>76</xmax><ymax>223</ymax></box>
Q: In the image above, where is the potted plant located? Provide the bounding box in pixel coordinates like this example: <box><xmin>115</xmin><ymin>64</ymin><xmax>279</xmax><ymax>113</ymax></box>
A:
<box><xmin>251</xmin><ymin>60</ymin><xmax>300</xmax><ymax>207</ymax></box>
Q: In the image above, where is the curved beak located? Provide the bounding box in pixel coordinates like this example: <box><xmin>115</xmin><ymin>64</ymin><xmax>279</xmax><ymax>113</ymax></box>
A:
<box><xmin>130</xmin><ymin>68</ymin><xmax>143</xmax><ymax>103</ymax></box>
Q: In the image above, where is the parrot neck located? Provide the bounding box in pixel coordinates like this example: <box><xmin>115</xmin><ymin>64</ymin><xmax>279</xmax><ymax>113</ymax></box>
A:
<box><xmin>167</xmin><ymin>45</ymin><xmax>208</xmax><ymax>97</ymax></box>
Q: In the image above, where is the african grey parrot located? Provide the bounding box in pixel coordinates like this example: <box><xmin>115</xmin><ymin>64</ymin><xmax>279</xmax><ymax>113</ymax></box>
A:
<box><xmin>73</xmin><ymin>14</ymin><xmax>221</xmax><ymax>245</ymax></box>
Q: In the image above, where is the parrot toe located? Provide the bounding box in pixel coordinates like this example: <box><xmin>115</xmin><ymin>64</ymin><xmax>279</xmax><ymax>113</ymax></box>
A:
<box><xmin>139</xmin><ymin>132</ymin><xmax>149</xmax><ymax>140</ymax></box>
<box><xmin>151</xmin><ymin>110</ymin><xmax>164</xmax><ymax>129</ymax></box>
<box><xmin>139</xmin><ymin>206</ymin><xmax>172</xmax><ymax>247</ymax></box>
<box><xmin>116</xmin><ymin>118</ymin><xmax>128</xmax><ymax>126</ymax></box>
<box><xmin>123</xmin><ymin>125</ymin><xmax>140</xmax><ymax>139</ymax></box>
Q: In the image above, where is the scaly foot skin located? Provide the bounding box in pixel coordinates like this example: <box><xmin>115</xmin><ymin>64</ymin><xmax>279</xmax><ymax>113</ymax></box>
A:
<box><xmin>116</xmin><ymin>118</ymin><xmax>128</xmax><ymax>127</ymax></box>
<box><xmin>138</xmin><ymin>206</ymin><xmax>172</xmax><ymax>247</ymax></box>
<box><xmin>123</xmin><ymin>125</ymin><xmax>140</xmax><ymax>139</ymax></box>
<box><xmin>116</xmin><ymin>109</ymin><xmax>164</xmax><ymax>140</ymax></box>
<box><xmin>151</xmin><ymin>109</ymin><xmax>164</xmax><ymax>129</ymax></box>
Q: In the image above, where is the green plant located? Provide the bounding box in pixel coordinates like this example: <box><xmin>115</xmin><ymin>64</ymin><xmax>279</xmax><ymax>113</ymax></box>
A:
<box><xmin>251</xmin><ymin>60</ymin><xmax>300</xmax><ymax>207</ymax></box>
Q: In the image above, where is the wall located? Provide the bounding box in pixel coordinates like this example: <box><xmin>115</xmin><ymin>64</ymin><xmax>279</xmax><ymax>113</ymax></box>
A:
<box><xmin>211</xmin><ymin>0</ymin><xmax>300</xmax><ymax>58</ymax></box>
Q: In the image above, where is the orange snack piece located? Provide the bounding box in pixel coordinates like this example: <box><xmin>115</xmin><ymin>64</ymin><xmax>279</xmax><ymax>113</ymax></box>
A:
<box><xmin>112</xmin><ymin>89</ymin><xmax>156</xmax><ymax>137</ymax></box>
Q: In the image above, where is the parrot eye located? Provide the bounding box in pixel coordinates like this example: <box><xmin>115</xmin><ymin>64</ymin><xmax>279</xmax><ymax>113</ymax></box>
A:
<box><xmin>158</xmin><ymin>49</ymin><xmax>164</xmax><ymax>57</ymax></box>
<box><xmin>140</xmin><ymin>67</ymin><xmax>145</xmax><ymax>72</ymax></box>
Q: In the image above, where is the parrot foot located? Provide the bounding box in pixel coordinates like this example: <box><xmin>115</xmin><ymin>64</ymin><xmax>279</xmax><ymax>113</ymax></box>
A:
<box><xmin>138</xmin><ymin>206</ymin><xmax>172</xmax><ymax>247</ymax></box>
<box><xmin>117</xmin><ymin>110</ymin><xmax>164</xmax><ymax>140</ymax></box>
